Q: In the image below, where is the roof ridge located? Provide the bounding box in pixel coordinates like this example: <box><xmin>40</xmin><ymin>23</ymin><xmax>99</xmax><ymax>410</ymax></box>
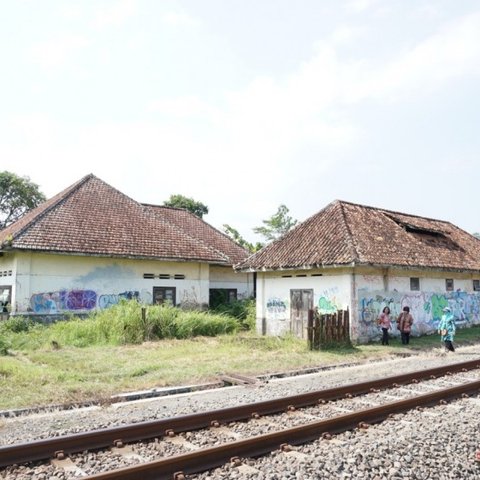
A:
<box><xmin>336</xmin><ymin>199</ymin><xmax>451</xmax><ymax>225</ymax></box>
<box><xmin>5</xmin><ymin>174</ymin><xmax>95</xmax><ymax>243</ymax></box>
<box><xmin>337</xmin><ymin>201</ymin><xmax>359</xmax><ymax>262</ymax></box>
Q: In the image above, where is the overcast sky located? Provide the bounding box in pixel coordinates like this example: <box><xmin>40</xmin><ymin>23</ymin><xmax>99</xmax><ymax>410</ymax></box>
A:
<box><xmin>1</xmin><ymin>0</ymin><xmax>479</xmax><ymax>242</ymax></box>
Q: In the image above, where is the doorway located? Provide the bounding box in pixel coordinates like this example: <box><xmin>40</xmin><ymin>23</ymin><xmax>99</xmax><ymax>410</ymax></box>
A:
<box><xmin>290</xmin><ymin>289</ymin><xmax>313</xmax><ymax>339</ymax></box>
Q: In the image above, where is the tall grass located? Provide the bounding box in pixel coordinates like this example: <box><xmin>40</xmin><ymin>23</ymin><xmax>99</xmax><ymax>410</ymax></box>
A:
<box><xmin>0</xmin><ymin>300</ymin><xmax>241</xmax><ymax>352</ymax></box>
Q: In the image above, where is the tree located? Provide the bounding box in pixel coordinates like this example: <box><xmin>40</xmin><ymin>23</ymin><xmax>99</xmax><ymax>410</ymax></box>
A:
<box><xmin>473</xmin><ymin>232</ymin><xmax>480</xmax><ymax>239</ymax></box>
<box><xmin>163</xmin><ymin>194</ymin><xmax>209</xmax><ymax>218</ymax></box>
<box><xmin>0</xmin><ymin>171</ymin><xmax>46</xmax><ymax>229</ymax></box>
<box><xmin>223</xmin><ymin>224</ymin><xmax>263</xmax><ymax>253</ymax></box>
<box><xmin>253</xmin><ymin>204</ymin><xmax>297</xmax><ymax>242</ymax></box>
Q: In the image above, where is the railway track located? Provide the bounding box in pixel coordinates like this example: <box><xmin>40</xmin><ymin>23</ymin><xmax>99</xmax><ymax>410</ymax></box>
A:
<box><xmin>1</xmin><ymin>359</ymin><xmax>479</xmax><ymax>479</ymax></box>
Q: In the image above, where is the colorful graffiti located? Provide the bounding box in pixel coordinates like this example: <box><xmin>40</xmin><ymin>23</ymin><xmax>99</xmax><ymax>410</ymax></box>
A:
<box><xmin>98</xmin><ymin>291</ymin><xmax>140</xmax><ymax>309</ymax></box>
<box><xmin>30</xmin><ymin>289</ymin><xmax>153</xmax><ymax>313</ymax></box>
<box><xmin>30</xmin><ymin>290</ymin><xmax>97</xmax><ymax>313</ymax></box>
<box><xmin>266</xmin><ymin>297</ymin><xmax>287</xmax><ymax>320</ymax></box>
<box><xmin>358</xmin><ymin>290</ymin><xmax>480</xmax><ymax>341</ymax></box>
<box><xmin>318</xmin><ymin>296</ymin><xmax>338</xmax><ymax>313</ymax></box>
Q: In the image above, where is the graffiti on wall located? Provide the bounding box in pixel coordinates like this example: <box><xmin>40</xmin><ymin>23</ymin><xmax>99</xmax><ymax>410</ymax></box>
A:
<box><xmin>98</xmin><ymin>291</ymin><xmax>140</xmax><ymax>309</ymax></box>
<box><xmin>30</xmin><ymin>289</ymin><xmax>153</xmax><ymax>313</ymax></box>
<box><xmin>317</xmin><ymin>287</ymin><xmax>341</xmax><ymax>314</ymax></box>
<box><xmin>30</xmin><ymin>290</ymin><xmax>98</xmax><ymax>313</ymax></box>
<box><xmin>358</xmin><ymin>290</ymin><xmax>480</xmax><ymax>341</ymax></box>
<box><xmin>266</xmin><ymin>297</ymin><xmax>287</xmax><ymax>321</ymax></box>
<box><xmin>318</xmin><ymin>297</ymin><xmax>339</xmax><ymax>313</ymax></box>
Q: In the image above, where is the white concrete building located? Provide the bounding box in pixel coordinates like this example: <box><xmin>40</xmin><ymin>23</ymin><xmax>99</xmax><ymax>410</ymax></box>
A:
<box><xmin>236</xmin><ymin>201</ymin><xmax>480</xmax><ymax>343</ymax></box>
<box><xmin>0</xmin><ymin>175</ymin><xmax>253</xmax><ymax>317</ymax></box>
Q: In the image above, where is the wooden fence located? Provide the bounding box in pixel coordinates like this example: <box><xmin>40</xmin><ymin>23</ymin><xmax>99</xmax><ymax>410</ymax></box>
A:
<box><xmin>307</xmin><ymin>308</ymin><xmax>350</xmax><ymax>350</ymax></box>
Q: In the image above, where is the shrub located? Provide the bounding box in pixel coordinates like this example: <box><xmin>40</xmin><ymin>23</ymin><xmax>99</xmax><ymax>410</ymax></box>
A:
<box><xmin>2</xmin><ymin>316</ymin><xmax>34</xmax><ymax>333</ymax></box>
<box><xmin>0</xmin><ymin>336</ymin><xmax>9</xmax><ymax>355</ymax></box>
<box><xmin>210</xmin><ymin>298</ymin><xmax>256</xmax><ymax>331</ymax></box>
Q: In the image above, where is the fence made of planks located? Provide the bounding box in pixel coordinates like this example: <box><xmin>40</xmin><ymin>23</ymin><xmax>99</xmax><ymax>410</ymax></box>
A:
<box><xmin>307</xmin><ymin>308</ymin><xmax>350</xmax><ymax>350</ymax></box>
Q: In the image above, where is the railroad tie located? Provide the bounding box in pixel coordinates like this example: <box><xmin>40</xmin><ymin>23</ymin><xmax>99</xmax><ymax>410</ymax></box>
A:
<box><xmin>229</xmin><ymin>456</ymin><xmax>262</xmax><ymax>474</ymax></box>
<box><xmin>110</xmin><ymin>445</ymin><xmax>147</xmax><ymax>462</ymax></box>
<box><xmin>164</xmin><ymin>435</ymin><xmax>198</xmax><ymax>451</ymax></box>
<box><xmin>212</xmin><ymin>425</ymin><xmax>243</xmax><ymax>440</ymax></box>
<box><xmin>51</xmin><ymin>456</ymin><xmax>86</xmax><ymax>476</ymax></box>
<box><xmin>280</xmin><ymin>444</ymin><xmax>312</xmax><ymax>461</ymax></box>
<box><xmin>220</xmin><ymin>373</ymin><xmax>259</xmax><ymax>386</ymax></box>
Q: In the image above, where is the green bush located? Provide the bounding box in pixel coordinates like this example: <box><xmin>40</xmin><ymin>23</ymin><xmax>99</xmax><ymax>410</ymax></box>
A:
<box><xmin>1</xmin><ymin>316</ymin><xmax>34</xmax><ymax>333</ymax></box>
<box><xmin>210</xmin><ymin>298</ymin><xmax>256</xmax><ymax>330</ymax></box>
<box><xmin>0</xmin><ymin>336</ymin><xmax>10</xmax><ymax>355</ymax></box>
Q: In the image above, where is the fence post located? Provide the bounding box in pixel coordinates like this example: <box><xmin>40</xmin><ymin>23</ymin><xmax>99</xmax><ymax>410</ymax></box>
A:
<box><xmin>307</xmin><ymin>309</ymin><xmax>314</xmax><ymax>350</ymax></box>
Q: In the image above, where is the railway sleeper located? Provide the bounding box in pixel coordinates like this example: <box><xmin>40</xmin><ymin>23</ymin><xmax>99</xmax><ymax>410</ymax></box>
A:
<box><xmin>51</xmin><ymin>456</ymin><xmax>86</xmax><ymax>476</ymax></box>
<box><xmin>110</xmin><ymin>445</ymin><xmax>147</xmax><ymax>462</ymax></box>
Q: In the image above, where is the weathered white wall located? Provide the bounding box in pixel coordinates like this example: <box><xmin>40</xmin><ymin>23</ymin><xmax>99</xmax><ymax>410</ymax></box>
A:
<box><xmin>209</xmin><ymin>266</ymin><xmax>254</xmax><ymax>299</ymax></box>
<box><xmin>360</xmin><ymin>270</ymin><xmax>480</xmax><ymax>294</ymax></box>
<box><xmin>255</xmin><ymin>267</ymin><xmax>480</xmax><ymax>343</ymax></box>
<box><xmin>256</xmin><ymin>269</ymin><xmax>352</xmax><ymax>336</ymax></box>
<box><xmin>10</xmin><ymin>252</ymin><xmax>249</xmax><ymax>314</ymax></box>
<box><xmin>356</xmin><ymin>268</ymin><xmax>480</xmax><ymax>343</ymax></box>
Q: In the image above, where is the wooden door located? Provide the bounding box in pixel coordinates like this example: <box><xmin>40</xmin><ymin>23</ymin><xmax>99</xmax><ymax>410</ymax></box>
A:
<box><xmin>290</xmin><ymin>289</ymin><xmax>313</xmax><ymax>339</ymax></box>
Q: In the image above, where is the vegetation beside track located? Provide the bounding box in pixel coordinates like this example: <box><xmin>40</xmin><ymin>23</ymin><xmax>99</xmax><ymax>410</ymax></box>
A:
<box><xmin>0</xmin><ymin>301</ymin><xmax>479</xmax><ymax>410</ymax></box>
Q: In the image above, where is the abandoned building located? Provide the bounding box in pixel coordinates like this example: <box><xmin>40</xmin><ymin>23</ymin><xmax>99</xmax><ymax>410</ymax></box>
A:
<box><xmin>0</xmin><ymin>174</ymin><xmax>254</xmax><ymax>318</ymax></box>
<box><xmin>235</xmin><ymin>200</ymin><xmax>480</xmax><ymax>343</ymax></box>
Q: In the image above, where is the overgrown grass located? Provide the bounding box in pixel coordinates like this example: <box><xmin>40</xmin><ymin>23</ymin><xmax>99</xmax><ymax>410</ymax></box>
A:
<box><xmin>0</xmin><ymin>301</ymin><xmax>241</xmax><ymax>350</ymax></box>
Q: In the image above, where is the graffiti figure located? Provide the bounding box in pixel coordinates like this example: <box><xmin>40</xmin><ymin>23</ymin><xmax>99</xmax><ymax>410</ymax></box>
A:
<box><xmin>42</xmin><ymin>293</ymin><xmax>57</xmax><ymax>314</ymax></box>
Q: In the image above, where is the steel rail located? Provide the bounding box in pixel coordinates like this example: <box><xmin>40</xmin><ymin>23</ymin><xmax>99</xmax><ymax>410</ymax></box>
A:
<box><xmin>0</xmin><ymin>359</ymin><xmax>478</xmax><ymax>468</ymax></box>
<box><xmin>85</xmin><ymin>379</ymin><xmax>480</xmax><ymax>480</ymax></box>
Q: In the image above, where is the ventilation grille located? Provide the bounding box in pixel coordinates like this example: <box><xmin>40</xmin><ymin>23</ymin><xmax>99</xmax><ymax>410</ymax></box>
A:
<box><xmin>143</xmin><ymin>273</ymin><xmax>186</xmax><ymax>280</ymax></box>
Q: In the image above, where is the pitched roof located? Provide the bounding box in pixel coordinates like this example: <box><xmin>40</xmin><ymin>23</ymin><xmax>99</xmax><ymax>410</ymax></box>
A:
<box><xmin>0</xmin><ymin>174</ymin><xmax>249</xmax><ymax>265</ymax></box>
<box><xmin>235</xmin><ymin>200</ymin><xmax>480</xmax><ymax>273</ymax></box>
<box><xmin>143</xmin><ymin>204</ymin><xmax>249</xmax><ymax>265</ymax></box>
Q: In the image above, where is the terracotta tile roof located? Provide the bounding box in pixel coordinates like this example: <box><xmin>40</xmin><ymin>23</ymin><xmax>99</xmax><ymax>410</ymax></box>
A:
<box><xmin>0</xmin><ymin>174</ymin><xmax>249</xmax><ymax>265</ymax></box>
<box><xmin>143</xmin><ymin>205</ymin><xmax>249</xmax><ymax>265</ymax></box>
<box><xmin>235</xmin><ymin>200</ymin><xmax>480</xmax><ymax>272</ymax></box>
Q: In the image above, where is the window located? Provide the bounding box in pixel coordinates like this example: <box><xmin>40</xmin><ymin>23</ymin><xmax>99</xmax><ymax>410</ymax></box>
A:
<box><xmin>153</xmin><ymin>287</ymin><xmax>176</xmax><ymax>306</ymax></box>
<box><xmin>445</xmin><ymin>279</ymin><xmax>454</xmax><ymax>291</ymax></box>
<box><xmin>209</xmin><ymin>289</ymin><xmax>237</xmax><ymax>308</ymax></box>
<box><xmin>410</xmin><ymin>278</ymin><xmax>420</xmax><ymax>291</ymax></box>
<box><xmin>474</xmin><ymin>280</ymin><xmax>480</xmax><ymax>292</ymax></box>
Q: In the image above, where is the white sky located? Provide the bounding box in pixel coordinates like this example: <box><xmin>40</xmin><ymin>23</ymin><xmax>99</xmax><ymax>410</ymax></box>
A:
<box><xmin>1</xmin><ymin>0</ymin><xmax>479</xmax><ymax>242</ymax></box>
